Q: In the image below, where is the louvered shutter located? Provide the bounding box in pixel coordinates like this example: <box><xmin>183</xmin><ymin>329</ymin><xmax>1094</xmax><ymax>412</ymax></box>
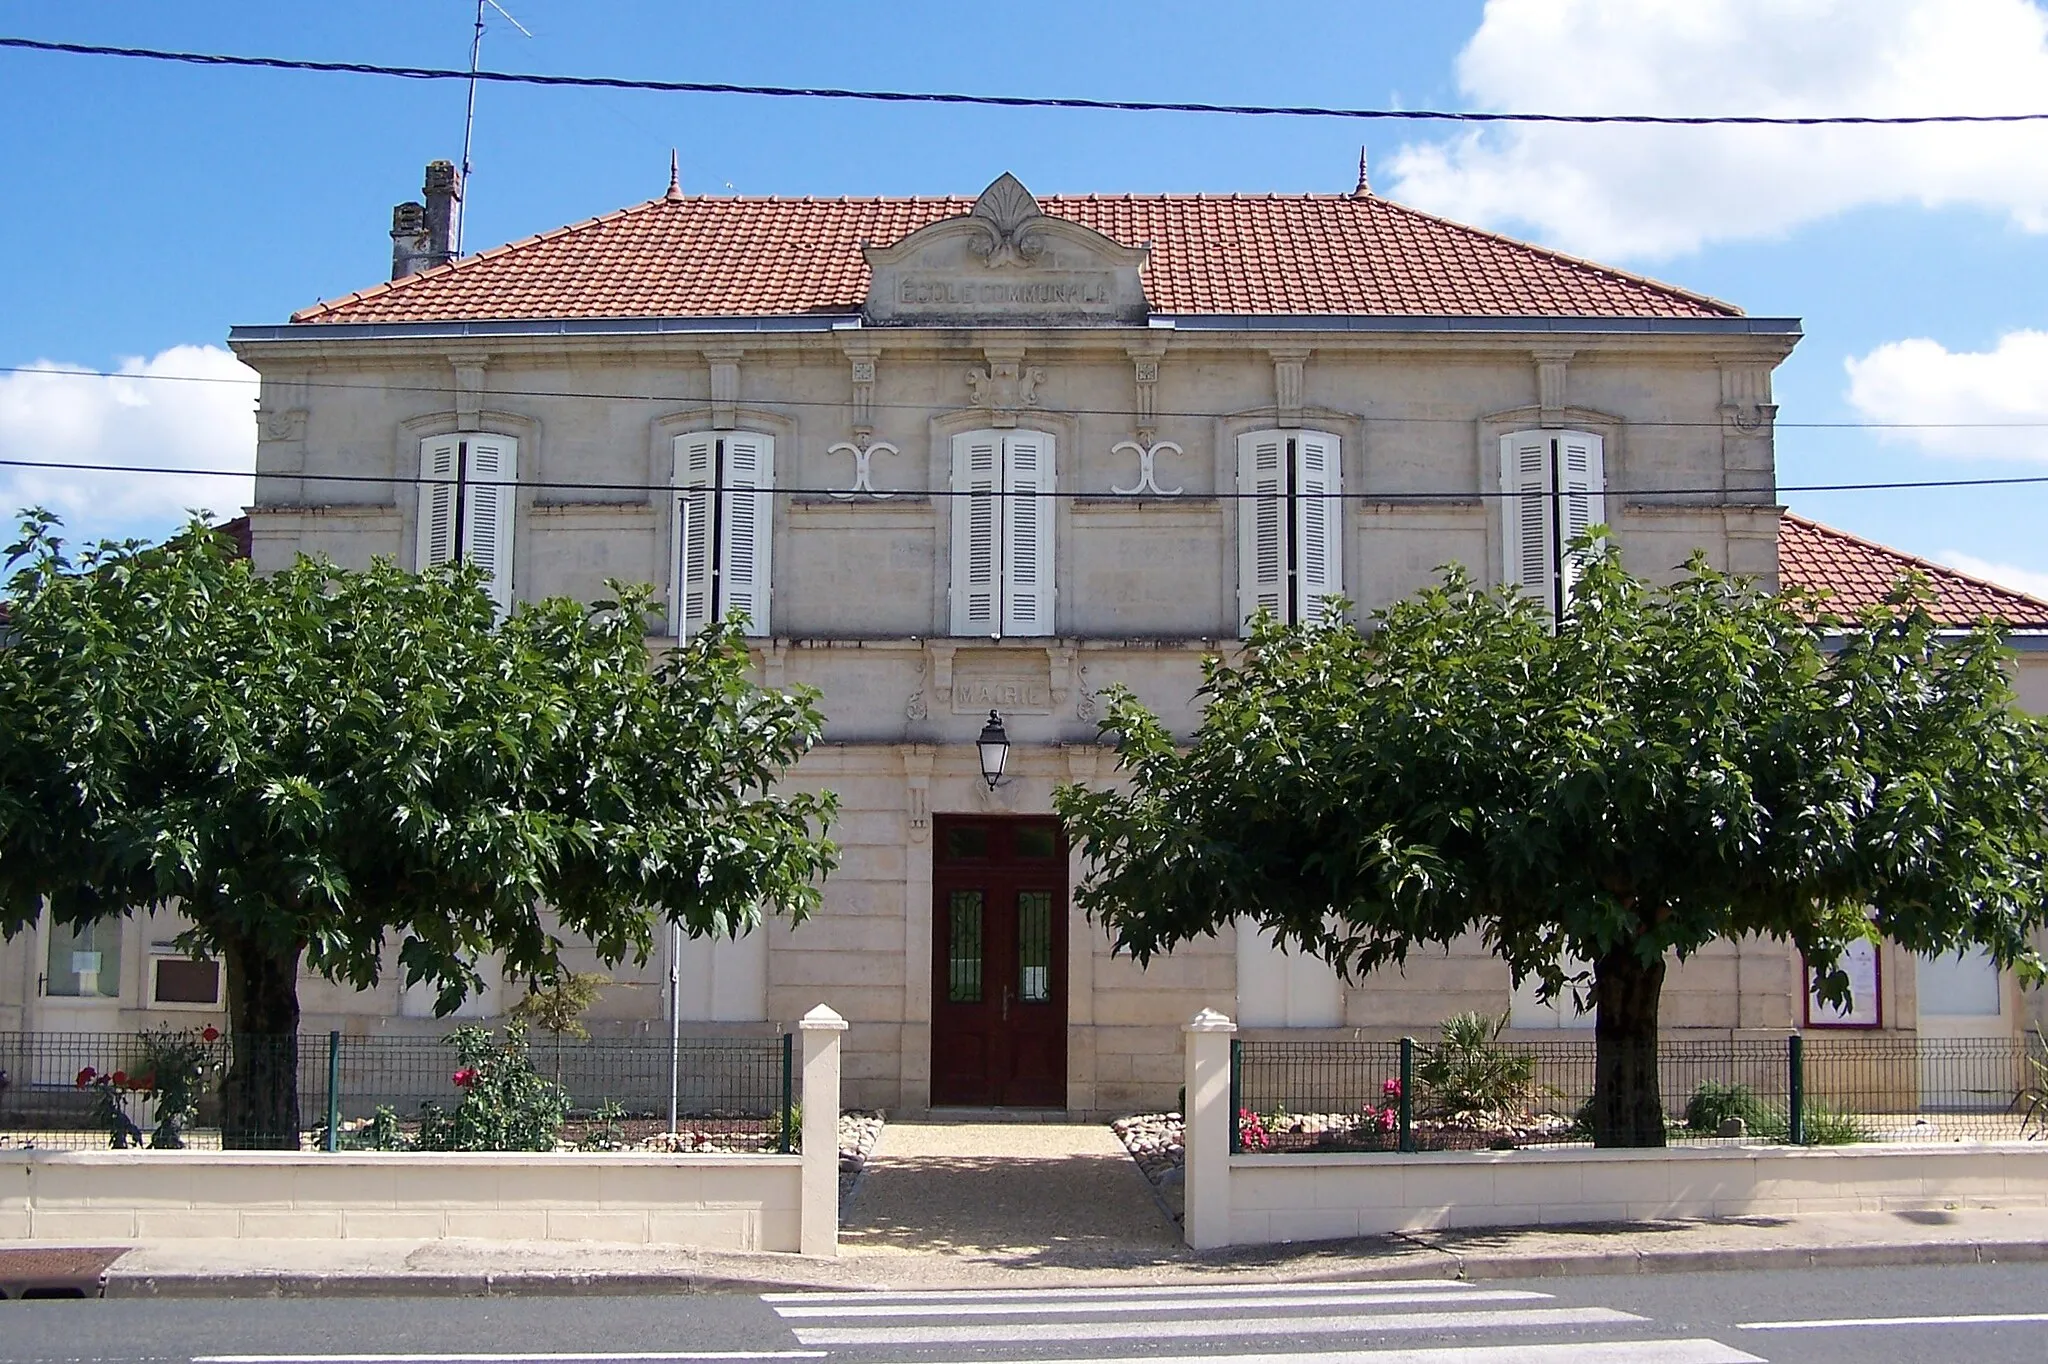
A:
<box><xmin>719</xmin><ymin>433</ymin><xmax>775</xmax><ymax>637</ymax></box>
<box><xmin>1294</xmin><ymin>431</ymin><xmax>1343</xmax><ymax>624</ymax></box>
<box><xmin>1500</xmin><ymin>431</ymin><xmax>1555</xmax><ymax>608</ymax></box>
<box><xmin>950</xmin><ymin>432</ymin><xmax>1003</xmax><ymax>635</ymax></box>
<box><xmin>416</xmin><ymin>436</ymin><xmax>461</xmax><ymax>573</ymax></box>
<box><xmin>1556</xmin><ymin>431</ymin><xmax>1606</xmax><ymax>605</ymax></box>
<box><xmin>672</xmin><ymin>434</ymin><xmax>717</xmax><ymax>638</ymax></box>
<box><xmin>461</xmin><ymin>435</ymin><xmax>518</xmax><ymax>616</ymax></box>
<box><xmin>1237</xmin><ymin>432</ymin><xmax>1287</xmax><ymax>636</ymax></box>
<box><xmin>1001</xmin><ymin>431</ymin><xmax>1056</xmax><ymax>636</ymax></box>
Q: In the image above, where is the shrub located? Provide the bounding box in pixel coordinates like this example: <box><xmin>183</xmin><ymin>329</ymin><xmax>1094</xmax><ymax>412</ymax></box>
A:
<box><xmin>1798</xmin><ymin>1101</ymin><xmax>1872</xmax><ymax>1146</ymax></box>
<box><xmin>1416</xmin><ymin>1012</ymin><xmax>1540</xmax><ymax>1123</ymax></box>
<box><xmin>1683</xmin><ymin>1080</ymin><xmax>1787</xmax><ymax>1140</ymax></box>
<box><xmin>133</xmin><ymin>1025</ymin><xmax>224</xmax><ymax>1148</ymax></box>
<box><xmin>414</xmin><ymin>1023</ymin><xmax>570</xmax><ymax>1152</ymax></box>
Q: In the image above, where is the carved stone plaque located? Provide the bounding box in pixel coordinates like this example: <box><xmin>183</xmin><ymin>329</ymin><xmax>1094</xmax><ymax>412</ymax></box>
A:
<box><xmin>950</xmin><ymin>659</ymin><xmax>1055</xmax><ymax>715</ymax></box>
<box><xmin>864</xmin><ymin>173</ymin><xmax>1150</xmax><ymax>327</ymax></box>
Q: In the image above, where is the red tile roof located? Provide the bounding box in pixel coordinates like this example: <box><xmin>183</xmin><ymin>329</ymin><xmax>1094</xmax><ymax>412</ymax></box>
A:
<box><xmin>292</xmin><ymin>192</ymin><xmax>1740</xmax><ymax>323</ymax></box>
<box><xmin>1777</xmin><ymin>513</ymin><xmax>2048</xmax><ymax>629</ymax></box>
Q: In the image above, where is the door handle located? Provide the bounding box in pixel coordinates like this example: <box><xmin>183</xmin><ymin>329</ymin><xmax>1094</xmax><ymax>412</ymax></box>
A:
<box><xmin>1001</xmin><ymin>985</ymin><xmax>1010</xmax><ymax>1021</ymax></box>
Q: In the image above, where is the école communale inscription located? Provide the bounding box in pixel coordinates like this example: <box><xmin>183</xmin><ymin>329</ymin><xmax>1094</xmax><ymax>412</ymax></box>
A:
<box><xmin>898</xmin><ymin>275</ymin><xmax>1117</xmax><ymax>308</ymax></box>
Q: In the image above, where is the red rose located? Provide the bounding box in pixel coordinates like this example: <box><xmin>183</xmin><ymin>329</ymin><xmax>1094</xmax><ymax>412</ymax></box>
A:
<box><xmin>201</xmin><ymin>1026</ymin><xmax>220</xmax><ymax>1043</ymax></box>
<box><xmin>109</xmin><ymin>1071</ymin><xmax>128</xmax><ymax>1088</ymax></box>
<box><xmin>75</xmin><ymin>1067</ymin><xmax>96</xmax><ymax>1088</ymax></box>
<box><xmin>452</xmin><ymin>1067</ymin><xmax>479</xmax><ymax>1088</ymax></box>
<box><xmin>138</xmin><ymin>1072</ymin><xmax>157</xmax><ymax>1092</ymax></box>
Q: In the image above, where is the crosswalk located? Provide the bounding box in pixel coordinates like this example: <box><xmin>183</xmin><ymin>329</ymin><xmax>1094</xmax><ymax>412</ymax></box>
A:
<box><xmin>761</xmin><ymin>1280</ymin><xmax>1767</xmax><ymax>1363</ymax></box>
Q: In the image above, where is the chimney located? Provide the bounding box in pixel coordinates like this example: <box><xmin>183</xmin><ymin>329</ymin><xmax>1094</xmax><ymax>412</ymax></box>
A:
<box><xmin>388</xmin><ymin>160</ymin><xmax>462</xmax><ymax>280</ymax></box>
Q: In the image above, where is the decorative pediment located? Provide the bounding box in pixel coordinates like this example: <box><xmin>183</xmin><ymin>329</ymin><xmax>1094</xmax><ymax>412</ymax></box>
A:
<box><xmin>864</xmin><ymin>173</ymin><xmax>1150</xmax><ymax>326</ymax></box>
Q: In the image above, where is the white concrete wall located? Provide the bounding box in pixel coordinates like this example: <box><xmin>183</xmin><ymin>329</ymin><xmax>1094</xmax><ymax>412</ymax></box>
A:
<box><xmin>1223</xmin><ymin>1143</ymin><xmax>2048</xmax><ymax>1246</ymax></box>
<box><xmin>0</xmin><ymin>1150</ymin><xmax>803</xmax><ymax>1250</ymax></box>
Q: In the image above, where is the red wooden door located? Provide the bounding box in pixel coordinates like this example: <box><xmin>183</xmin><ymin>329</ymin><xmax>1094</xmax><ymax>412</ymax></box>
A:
<box><xmin>931</xmin><ymin>816</ymin><xmax>1067</xmax><ymax>1108</ymax></box>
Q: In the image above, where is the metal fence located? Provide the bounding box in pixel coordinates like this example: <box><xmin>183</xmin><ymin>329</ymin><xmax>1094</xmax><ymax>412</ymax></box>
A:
<box><xmin>1231</xmin><ymin>1033</ymin><xmax>2048</xmax><ymax>1154</ymax></box>
<box><xmin>0</xmin><ymin>1029</ymin><xmax>793</xmax><ymax>1153</ymax></box>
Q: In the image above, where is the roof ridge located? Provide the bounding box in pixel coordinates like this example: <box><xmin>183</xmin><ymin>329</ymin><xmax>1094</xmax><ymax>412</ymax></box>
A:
<box><xmin>1784</xmin><ymin>512</ymin><xmax>2048</xmax><ymax>613</ymax></box>
<box><xmin>1362</xmin><ymin>195</ymin><xmax>1745</xmax><ymax>318</ymax></box>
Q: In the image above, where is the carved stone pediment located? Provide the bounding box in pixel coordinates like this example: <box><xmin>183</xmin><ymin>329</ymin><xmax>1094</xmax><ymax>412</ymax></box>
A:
<box><xmin>863</xmin><ymin>173</ymin><xmax>1150</xmax><ymax>326</ymax></box>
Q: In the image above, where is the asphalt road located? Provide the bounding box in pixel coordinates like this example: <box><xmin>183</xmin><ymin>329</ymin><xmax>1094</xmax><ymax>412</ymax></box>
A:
<box><xmin>3</xmin><ymin>1263</ymin><xmax>2047</xmax><ymax>1364</ymax></box>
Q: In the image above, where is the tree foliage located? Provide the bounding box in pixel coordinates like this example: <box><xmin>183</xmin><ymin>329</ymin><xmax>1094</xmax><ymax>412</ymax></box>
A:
<box><xmin>1055</xmin><ymin>539</ymin><xmax>2048</xmax><ymax>1145</ymax></box>
<box><xmin>0</xmin><ymin>512</ymin><xmax>837</xmax><ymax>1144</ymax></box>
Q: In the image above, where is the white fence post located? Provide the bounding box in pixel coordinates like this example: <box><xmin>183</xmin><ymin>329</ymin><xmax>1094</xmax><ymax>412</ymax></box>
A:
<box><xmin>798</xmin><ymin>1003</ymin><xmax>848</xmax><ymax>1257</ymax></box>
<box><xmin>1182</xmin><ymin>1007</ymin><xmax>1237</xmax><ymax>1250</ymax></box>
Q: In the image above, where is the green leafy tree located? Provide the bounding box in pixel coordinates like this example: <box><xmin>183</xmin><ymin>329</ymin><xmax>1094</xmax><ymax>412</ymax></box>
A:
<box><xmin>1056</xmin><ymin>539</ymin><xmax>2048</xmax><ymax>1146</ymax></box>
<box><xmin>509</xmin><ymin>971</ymin><xmax>611</xmax><ymax>1083</ymax></box>
<box><xmin>0</xmin><ymin>512</ymin><xmax>837</xmax><ymax>1148</ymax></box>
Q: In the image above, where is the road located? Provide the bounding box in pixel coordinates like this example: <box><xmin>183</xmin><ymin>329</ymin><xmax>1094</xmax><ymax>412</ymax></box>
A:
<box><xmin>2</xmin><ymin>1264</ymin><xmax>2047</xmax><ymax>1364</ymax></box>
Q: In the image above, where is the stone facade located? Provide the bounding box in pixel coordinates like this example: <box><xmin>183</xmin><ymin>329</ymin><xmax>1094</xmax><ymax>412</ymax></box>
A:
<box><xmin>4</xmin><ymin>172</ymin><xmax>2040</xmax><ymax>1115</ymax></box>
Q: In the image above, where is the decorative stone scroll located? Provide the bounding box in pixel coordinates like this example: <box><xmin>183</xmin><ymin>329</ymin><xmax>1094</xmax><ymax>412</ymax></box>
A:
<box><xmin>1108</xmin><ymin>440</ymin><xmax>1184</xmax><ymax>497</ymax></box>
<box><xmin>827</xmin><ymin>439</ymin><xmax>900</xmax><ymax>499</ymax></box>
<box><xmin>863</xmin><ymin>173</ymin><xmax>1150</xmax><ymax>327</ymax></box>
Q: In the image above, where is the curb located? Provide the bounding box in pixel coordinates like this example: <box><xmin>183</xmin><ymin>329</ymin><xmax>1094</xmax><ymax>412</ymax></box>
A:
<box><xmin>95</xmin><ymin>1236</ymin><xmax>2048</xmax><ymax>1297</ymax></box>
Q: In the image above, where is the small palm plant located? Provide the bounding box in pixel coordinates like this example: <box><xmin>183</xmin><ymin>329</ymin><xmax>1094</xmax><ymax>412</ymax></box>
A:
<box><xmin>1416</xmin><ymin>1011</ymin><xmax>1542</xmax><ymax>1125</ymax></box>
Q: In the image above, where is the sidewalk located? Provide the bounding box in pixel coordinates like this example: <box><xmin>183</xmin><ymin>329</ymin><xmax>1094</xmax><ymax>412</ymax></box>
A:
<box><xmin>0</xmin><ymin>1204</ymin><xmax>2035</xmax><ymax>1298</ymax></box>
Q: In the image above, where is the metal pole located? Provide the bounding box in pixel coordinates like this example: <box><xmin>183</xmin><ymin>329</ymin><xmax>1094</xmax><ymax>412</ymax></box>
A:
<box><xmin>780</xmin><ymin>1032</ymin><xmax>794</xmax><ymax>1154</ymax></box>
<box><xmin>667</xmin><ymin>923</ymin><xmax>681</xmax><ymax>1135</ymax></box>
<box><xmin>456</xmin><ymin>0</ymin><xmax>485</xmax><ymax>257</ymax></box>
<box><xmin>1228</xmin><ymin>1037</ymin><xmax>1243</xmax><ymax>1154</ymax></box>
<box><xmin>324</xmin><ymin>1030</ymin><xmax>341</xmax><ymax>1153</ymax></box>
<box><xmin>1787</xmin><ymin>1032</ymin><xmax>1806</xmax><ymax>1146</ymax></box>
<box><xmin>1398</xmin><ymin>1036</ymin><xmax>1415</xmax><ymax>1153</ymax></box>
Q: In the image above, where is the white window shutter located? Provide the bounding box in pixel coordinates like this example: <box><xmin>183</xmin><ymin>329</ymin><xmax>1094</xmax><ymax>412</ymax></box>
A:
<box><xmin>719</xmin><ymin>433</ymin><xmax>775</xmax><ymax>637</ymax></box>
<box><xmin>1237</xmin><ymin>432</ymin><xmax>1287</xmax><ymax>636</ymax></box>
<box><xmin>1293</xmin><ymin>431</ymin><xmax>1343</xmax><ymax>624</ymax></box>
<box><xmin>461</xmin><ymin>436</ymin><xmax>518</xmax><ymax>616</ymax></box>
<box><xmin>1557</xmin><ymin>431</ymin><xmax>1606</xmax><ymax>604</ymax></box>
<box><xmin>1001</xmin><ymin>431</ymin><xmax>1056</xmax><ymax>637</ymax></box>
<box><xmin>1500</xmin><ymin>431</ymin><xmax>1555</xmax><ymax>607</ymax></box>
<box><xmin>950</xmin><ymin>432</ymin><xmax>1002</xmax><ymax>635</ymax></box>
<box><xmin>416</xmin><ymin>436</ymin><xmax>461</xmax><ymax>572</ymax></box>
<box><xmin>672</xmin><ymin>434</ymin><xmax>717</xmax><ymax>638</ymax></box>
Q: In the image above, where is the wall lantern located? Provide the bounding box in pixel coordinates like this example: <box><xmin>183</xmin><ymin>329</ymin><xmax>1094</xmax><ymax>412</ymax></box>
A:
<box><xmin>977</xmin><ymin>709</ymin><xmax>1010</xmax><ymax>790</ymax></box>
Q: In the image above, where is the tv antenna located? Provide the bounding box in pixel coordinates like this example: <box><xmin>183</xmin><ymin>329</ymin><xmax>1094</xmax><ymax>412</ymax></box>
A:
<box><xmin>457</xmin><ymin>0</ymin><xmax>532</xmax><ymax>256</ymax></box>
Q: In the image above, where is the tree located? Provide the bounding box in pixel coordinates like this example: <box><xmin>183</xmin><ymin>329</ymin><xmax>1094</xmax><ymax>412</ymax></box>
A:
<box><xmin>509</xmin><ymin>971</ymin><xmax>611</xmax><ymax>1084</ymax></box>
<box><xmin>1055</xmin><ymin>539</ymin><xmax>2048</xmax><ymax>1146</ymax></box>
<box><xmin>0</xmin><ymin>513</ymin><xmax>837</xmax><ymax>1147</ymax></box>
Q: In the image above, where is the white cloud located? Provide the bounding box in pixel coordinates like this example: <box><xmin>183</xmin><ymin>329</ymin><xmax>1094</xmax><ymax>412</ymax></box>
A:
<box><xmin>1933</xmin><ymin>550</ymin><xmax>2048</xmax><ymax>601</ymax></box>
<box><xmin>1386</xmin><ymin>0</ymin><xmax>2048</xmax><ymax>259</ymax></box>
<box><xmin>1843</xmin><ymin>330</ymin><xmax>2048</xmax><ymax>461</ymax></box>
<box><xmin>0</xmin><ymin>345</ymin><xmax>257</xmax><ymax>546</ymax></box>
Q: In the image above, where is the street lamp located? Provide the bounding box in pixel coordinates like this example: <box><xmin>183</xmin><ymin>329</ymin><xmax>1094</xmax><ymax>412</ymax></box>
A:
<box><xmin>977</xmin><ymin>709</ymin><xmax>1010</xmax><ymax>789</ymax></box>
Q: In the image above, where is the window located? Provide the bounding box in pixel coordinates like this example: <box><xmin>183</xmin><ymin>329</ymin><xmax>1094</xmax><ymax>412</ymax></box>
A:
<box><xmin>149</xmin><ymin>953</ymin><xmax>223</xmax><ymax>1008</ymax></box>
<box><xmin>1235</xmin><ymin>918</ymin><xmax>1344</xmax><ymax>1028</ymax></box>
<box><xmin>44</xmin><ymin>917</ymin><xmax>121</xmax><ymax>998</ymax></box>
<box><xmin>951</xmin><ymin>430</ymin><xmax>1056</xmax><ymax>637</ymax></box>
<box><xmin>673</xmin><ymin>925</ymin><xmax>769</xmax><ymax>1023</ymax></box>
<box><xmin>418</xmin><ymin>433</ymin><xmax>519</xmax><ymax>615</ymax></box>
<box><xmin>1237</xmin><ymin>430</ymin><xmax>1342</xmax><ymax>636</ymax></box>
<box><xmin>1500</xmin><ymin>429</ymin><xmax>1605</xmax><ymax>617</ymax></box>
<box><xmin>1509</xmin><ymin>954</ymin><xmax>1594</xmax><ymax>1030</ymax></box>
<box><xmin>1918</xmin><ymin>946</ymin><xmax>2002</xmax><ymax>1018</ymax></box>
<box><xmin>673</xmin><ymin>432</ymin><xmax>775</xmax><ymax>638</ymax></box>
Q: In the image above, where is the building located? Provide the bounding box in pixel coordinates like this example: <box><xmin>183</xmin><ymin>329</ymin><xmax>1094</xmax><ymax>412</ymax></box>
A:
<box><xmin>3</xmin><ymin>162</ymin><xmax>2042</xmax><ymax>1114</ymax></box>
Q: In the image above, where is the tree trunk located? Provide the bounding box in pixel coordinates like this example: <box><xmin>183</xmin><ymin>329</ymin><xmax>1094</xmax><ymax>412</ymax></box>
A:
<box><xmin>1590</xmin><ymin>946</ymin><xmax>1667</xmax><ymax>1148</ymax></box>
<box><xmin>220</xmin><ymin>931</ymin><xmax>304</xmax><ymax>1150</ymax></box>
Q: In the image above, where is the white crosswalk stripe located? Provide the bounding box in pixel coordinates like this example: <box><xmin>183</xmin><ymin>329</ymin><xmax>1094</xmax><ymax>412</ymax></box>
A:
<box><xmin>761</xmin><ymin>1280</ymin><xmax>1768</xmax><ymax>1362</ymax></box>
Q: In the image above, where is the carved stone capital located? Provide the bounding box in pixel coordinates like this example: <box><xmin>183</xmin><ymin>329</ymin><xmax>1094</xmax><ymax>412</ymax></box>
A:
<box><xmin>1534</xmin><ymin>349</ymin><xmax>1574</xmax><ymax>428</ymax></box>
<box><xmin>705</xmin><ymin>348</ymin><xmax>743</xmax><ymax>429</ymax></box>
<box><xmin>966</xmin><ymin>347</ymin><xmax>1043</xmax><ymax>427</ymax></box>
<box><xmin>450</xmin><ymin>353</ymin><xmax>490</xmax><ymax>427</ymax></box>
<box><xmin>844</xmin><ymin>343</ymin><xmax>879</xmax><ymax>439</ymax></box>
<box><xmin>1269</xmin><ymin>348</ymin><xmax>1311</xmax><ymax>428</ymax></box>
<box><xmin>1127</xmin><ymin>341</ymin><xmax>1167</xmax><ymax>445</ymax></box>
<box><xmin>928</xmin><ymin>641</ymin><xmax>957</xmax><ymax>704</ymax></box>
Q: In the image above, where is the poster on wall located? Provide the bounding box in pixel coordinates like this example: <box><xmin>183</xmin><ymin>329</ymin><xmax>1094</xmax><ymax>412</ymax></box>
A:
<box><xmin>1805</xmin><ymin>938</ymin><xmax>1881</xmax><ymax>1027</ymax></box>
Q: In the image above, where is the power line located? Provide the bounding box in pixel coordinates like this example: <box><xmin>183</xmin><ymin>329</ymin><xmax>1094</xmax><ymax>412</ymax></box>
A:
<box><xmin>3</xmin><ymin>455</ymin><xmax>2044</xmax><ymax>501</ymax></box>
<box><xmin>6</xmin><ymin>363</ymin><xmax>2047</xmax><ymax>434</ymax></box>
<box><xmin>6</xmin><ymin>35</ymin><xmax>2048</xmax><ymax>126</ymax></box>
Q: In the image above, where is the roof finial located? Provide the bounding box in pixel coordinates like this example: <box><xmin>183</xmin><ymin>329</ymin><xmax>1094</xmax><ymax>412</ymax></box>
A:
<box><xmin>1354</xmin><ymin>145</ymin><xmax>1371</xmax><ymax>197</ymax></box>
<box><xmin>665</xmin><ymin>149</ymin><xmax>682</xmax><ymax>201</ymax></box>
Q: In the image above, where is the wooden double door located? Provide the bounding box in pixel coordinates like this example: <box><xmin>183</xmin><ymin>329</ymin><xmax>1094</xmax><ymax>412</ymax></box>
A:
<box><xmin>931</xmin><ymin>815</ymin><xmax>1068</xmax><ymax>1108</ymax></box>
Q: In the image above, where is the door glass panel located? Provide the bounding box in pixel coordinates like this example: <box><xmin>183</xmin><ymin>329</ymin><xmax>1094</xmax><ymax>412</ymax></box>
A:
<box><xmin>945</xmin><ymin>825</ymin><xmax>989</xmax><ymax>861</ymax></box>
<box><xmin>45</xmin><ymin>917</ymin><xmax>121</xmax><ymax>998</ymax></box>
<box><xmin>1015</xmin><ymin>825</ymin><xmax>1057</xmax><ymax>860</ymax></box>
<box><xmin>948</xmin><ymin>891</ymin><xmax>984</xmax><ymax>1003</ymax></box>
<box><xmin>1017</xmin><ymin>890</ymin><xmax>1052</xmax><ymax>1003</ymax></box>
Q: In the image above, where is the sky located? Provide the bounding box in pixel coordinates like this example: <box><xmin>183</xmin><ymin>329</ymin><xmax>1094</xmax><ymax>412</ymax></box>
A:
<box><xmin>1</xmin><ymin>0</ymin><xmax>2046</xmax><ymax>594</ymax></box>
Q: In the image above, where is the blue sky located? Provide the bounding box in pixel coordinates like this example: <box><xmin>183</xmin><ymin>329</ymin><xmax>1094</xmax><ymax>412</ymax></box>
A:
<box><xmin>2</xmin><ymin>0</ymin><xmax>2045</xmax><ymax>593</ymax></box>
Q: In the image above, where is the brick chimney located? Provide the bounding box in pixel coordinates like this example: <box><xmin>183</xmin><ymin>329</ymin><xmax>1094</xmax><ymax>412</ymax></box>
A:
<box><xmin>389</xmin><ymin>160</ymin><xmax>463</xmax><ymax>280</ymax></box>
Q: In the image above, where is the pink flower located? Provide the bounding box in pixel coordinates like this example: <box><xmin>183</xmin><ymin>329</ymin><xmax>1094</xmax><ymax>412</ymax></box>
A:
<box><xmin>1377</xmin><ymin>1107</ymin><xmax>1398</xmax><ymax>1134</ymax></box>
<box><xmin>201</xmin><ymin>1026</ymin><xmax>220</xmax><ymax>1043</ymax></box>
<box><xmin>75</xmin><ymin>1067</ymin><xmax>96</xmax><ymax>1088</ymax></box>
<box><xmin>452</xmin><ymin>1067</ymin><xmax>479</xmax><ymax>1089</ymax></box>
<box><xmin>1382</xmin><ymin>1077</ymin><xmax>1402</xmax><ymax>1100</ymax></box>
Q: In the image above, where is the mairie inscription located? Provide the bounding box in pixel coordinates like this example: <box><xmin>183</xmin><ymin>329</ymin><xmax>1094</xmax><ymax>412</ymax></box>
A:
<box><xmin>951</xmin><ymin>673</ymin><xmax>1053</xmax><ymax>715</ymax></box>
